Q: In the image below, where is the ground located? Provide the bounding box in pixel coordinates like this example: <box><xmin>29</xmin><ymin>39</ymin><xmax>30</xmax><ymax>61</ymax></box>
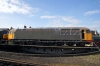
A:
<box><xmin>18</xmin><ymin>53</ymin><xmax>100</xmax><ymax>66</ymax></box>
<box><xmin>0</xmin><ymin>51</ymin><xmax>100</xmax><ymax>66</ymax></box>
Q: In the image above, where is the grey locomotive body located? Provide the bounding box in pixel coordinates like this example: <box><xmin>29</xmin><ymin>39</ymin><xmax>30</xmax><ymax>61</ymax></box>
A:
<box><xmin>11</xmin><ymin>27</ymin><xmax>92</xmax><ymax>46</ymax></box>
<box><xmin>14</xmin><ymin>27</ymin><xmax>83</xmax><ymax>40</ymax></box>
<box><xmin>0</xmin><ymin>27</ymin><xmax>93</xmax><ymax>46</ymax></box>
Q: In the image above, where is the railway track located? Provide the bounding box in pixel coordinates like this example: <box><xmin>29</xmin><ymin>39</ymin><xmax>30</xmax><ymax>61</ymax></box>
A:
<box><xmin>0</xmin><ymin>51</ymin><xmax>48</xmax><ymax>66</ymax></box>
<box><xmin>0</xmin><ymin>50</ymin><xmax>100</xmax><ymax>66</ymax></box>
<box><xmin>0</xmin><ymin>42</ymin><xmax>100</xmax><ymax>66</ymax></box>
<box><xmin>0</xmin><ymin>45</ymin><xmax>100</xmax><ymax>66</ymax></box>
<box><xmin>0</xmin><ymin>57</ymin><xmax>47</xmax><ymax>66</ymax></box>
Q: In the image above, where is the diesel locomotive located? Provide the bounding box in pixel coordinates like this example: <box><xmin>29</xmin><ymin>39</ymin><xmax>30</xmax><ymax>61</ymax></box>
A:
<box><xmin>92</xmin><ymin>30</ymin><xmax>100</xmax><ymax>45</ymax></box>
<box><xmin>0</xmin><ymin>26</ymin><xmax>94</xmax><ymax>47</ymax></box>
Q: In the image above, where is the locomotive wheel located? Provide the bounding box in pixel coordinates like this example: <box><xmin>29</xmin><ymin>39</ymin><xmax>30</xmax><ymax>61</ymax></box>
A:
<box><xmin>80</xmin><ymin>42</ymin><xmax>85</xmax><ymax>47</ymax></box>
<box><xmin>76</xmin><ymin>42</ymin><xmax>80</xmax><ymax>47</ymax></box>
<box><xmin>46</xmin><ymin>42</ymin><xmax>54</xmax><ymax>46</ymax></box>
<box><xmin>23</xmin><ymin>41</ymin><xmax>27</xmax><ymax>45</ymax></box>
<box><xmin>67</xmin><ymin>42</ymin><xmax>74</xmax><ymax>46</ymax></box>
<box><xmin>42</xmin><ymin>42</ymin><xmax>48</xmax><ymax>46</ymax></box>
<box><xmin>57</xmin><ymin>42</ymin><xmax>63</xmax><ymax>46</ymax></box>
<box><xmin>76</xmin><ymin>42</ymin><xmax>85</xmax><ymax>47</ymax></box>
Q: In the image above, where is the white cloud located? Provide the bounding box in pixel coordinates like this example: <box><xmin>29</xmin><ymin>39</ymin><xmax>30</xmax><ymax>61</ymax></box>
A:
<box><xmin>84</xmin><ymin>10</ymin><xmax>100</xmax><ymax>16</ymax></box>
<box><xmin>16</xmin><ymin>24</ymin><xmax>24</xmax><ymax>28</ymax></box>
<box><xmin>0</xmin><ymin>16</ymin><xmax>6</xmax><ymax>18</ymax></box>
<box><xmin>46</xmin><ymin>21</ymin><xmax>82</xmax><ymax>28</ymax></box>
<box><xmin>62</xmin><ymin>16</ymin><xmax>81</xmax><ymax>24</ymax></box>
<box><xmin>28</xmin><ymin>14</ymin><xmax>35</xmax><ymax>17</ymax></box>
<box><xmin>40</xmin><ymin>15</ymin><xmax>81</xmax><ymax>24</ymax></box>
<box><xmin>90</xmin><ymin>20</ymin><xmax>100</xmax><ymax>29</ymax></box>
<box><xmin>10</xmin><ymin>0</ymin><xmax>20</xmax><ymax>5</ymax></box>
<box><xmin>40</xmin><ymin>16</ymin><xmax>56</xmax><ymax>19</ymax></box>
<box><xmin>46</xmin><ymin>19</ymin><xmax>63</xmax><ymax>27</ymax></box>
<box><xmin>45</xmin><ymin>20</ymin><xmax>100</xmax><ymax>30</ymax></box>
<box><xmin>41</xmin><ymin>15</ymin><xmax>82</xmax><ymax>29</ymax></box>
<box><xmin>0</xmin><ymin>0</ymin><xmax>40</xmax><ymax>15</ymax></box>
<box><xmin>44</xmin><ymin>16</ymin><xmax>100</xmax><ymax>32</ymax></box>
<box><xmin>45</xmin><ymin>18</ymin><xmax>81</xmax><ymax>28</ymax></box>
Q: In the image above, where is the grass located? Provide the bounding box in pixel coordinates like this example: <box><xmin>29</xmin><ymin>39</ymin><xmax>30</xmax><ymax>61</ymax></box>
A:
<box><xmin>8</xmin><ymin>41</ymin><xmax>13</xmax><ymax>45</ymax></box>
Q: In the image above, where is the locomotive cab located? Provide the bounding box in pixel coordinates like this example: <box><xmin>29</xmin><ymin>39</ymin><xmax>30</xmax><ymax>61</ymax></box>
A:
<box><xmin>3</xmin><ymin>29</ymin><xmax>14</xmax><ymax>40</ymax></box>
<box><xmin>85</xmin><ymin>30</ymin><xmax>92</xmax><ymax>41</ymax></box>
<box><xmin>81</xmin><ymin>29</ymin><xmax>92</xmax><ymax>41</ymax></box>
<box><xmin>3</xmin><ymin>30</ymin><xmax>9</xmax><ymax>39</ymax></box>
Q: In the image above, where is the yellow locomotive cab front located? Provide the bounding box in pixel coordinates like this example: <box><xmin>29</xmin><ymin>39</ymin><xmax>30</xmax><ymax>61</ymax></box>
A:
<box><xmin>3</xmin><ymin>30</ymin><xmax>14</xmax><ymax>40</ymax></box>
<box><xmin>84</xmin><ymin>30</ymin><xmax>92</xmax><ymax>41</ymax></box>
<box><xmin>3</xmin><ymin>34</ymin><xmax>8</xmax><ymax>39</ymax></box>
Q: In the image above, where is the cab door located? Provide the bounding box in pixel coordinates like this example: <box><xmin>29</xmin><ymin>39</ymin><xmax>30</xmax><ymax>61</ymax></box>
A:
<box><xmin>81</xmin><ymin>30</ymin><xmax>85</xmax><ymax>40</ymax></box>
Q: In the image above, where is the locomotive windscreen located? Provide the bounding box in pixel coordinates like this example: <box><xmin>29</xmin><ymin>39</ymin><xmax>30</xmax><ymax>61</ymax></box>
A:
<box><xmin>3</xmin><ymin>30</ymin><xmax>9</xmax><ymax>34</ymax></box>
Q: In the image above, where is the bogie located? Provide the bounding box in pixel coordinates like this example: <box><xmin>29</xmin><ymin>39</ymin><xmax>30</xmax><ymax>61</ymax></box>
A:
<box><xmin>67</xmin><ymin>42</ymin><xmax>74</xmax><ymax>46</ymax></box>
<box><xmin>76</xmin><ymin>42</ymin><xmax>85</xmax><ymax>47</ymax></box>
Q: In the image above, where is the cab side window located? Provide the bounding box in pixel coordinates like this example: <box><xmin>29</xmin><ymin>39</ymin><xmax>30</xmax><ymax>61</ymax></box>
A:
<box><xmin>3</xmin><ymin>30</ymin><xmax>9</xmax><ymax>34</ymax></box>
<box><xmin>86</xmin><ymin>30</ymin><xmax>90</xmax><ymax>33</ymax></box>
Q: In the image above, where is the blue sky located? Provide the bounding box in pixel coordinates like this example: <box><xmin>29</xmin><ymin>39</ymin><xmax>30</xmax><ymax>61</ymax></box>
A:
<box><xmin>0</xmin><ymin>0</ymin><xmax>100</xmax><ymax>32</ymax></box>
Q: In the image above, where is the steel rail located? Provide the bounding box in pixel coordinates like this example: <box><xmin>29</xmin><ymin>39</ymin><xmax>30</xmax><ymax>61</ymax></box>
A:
<box><xmin>0</xmin><ymin>57</ymin><xmax>46</xmax><ymax>66</ymax></box>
